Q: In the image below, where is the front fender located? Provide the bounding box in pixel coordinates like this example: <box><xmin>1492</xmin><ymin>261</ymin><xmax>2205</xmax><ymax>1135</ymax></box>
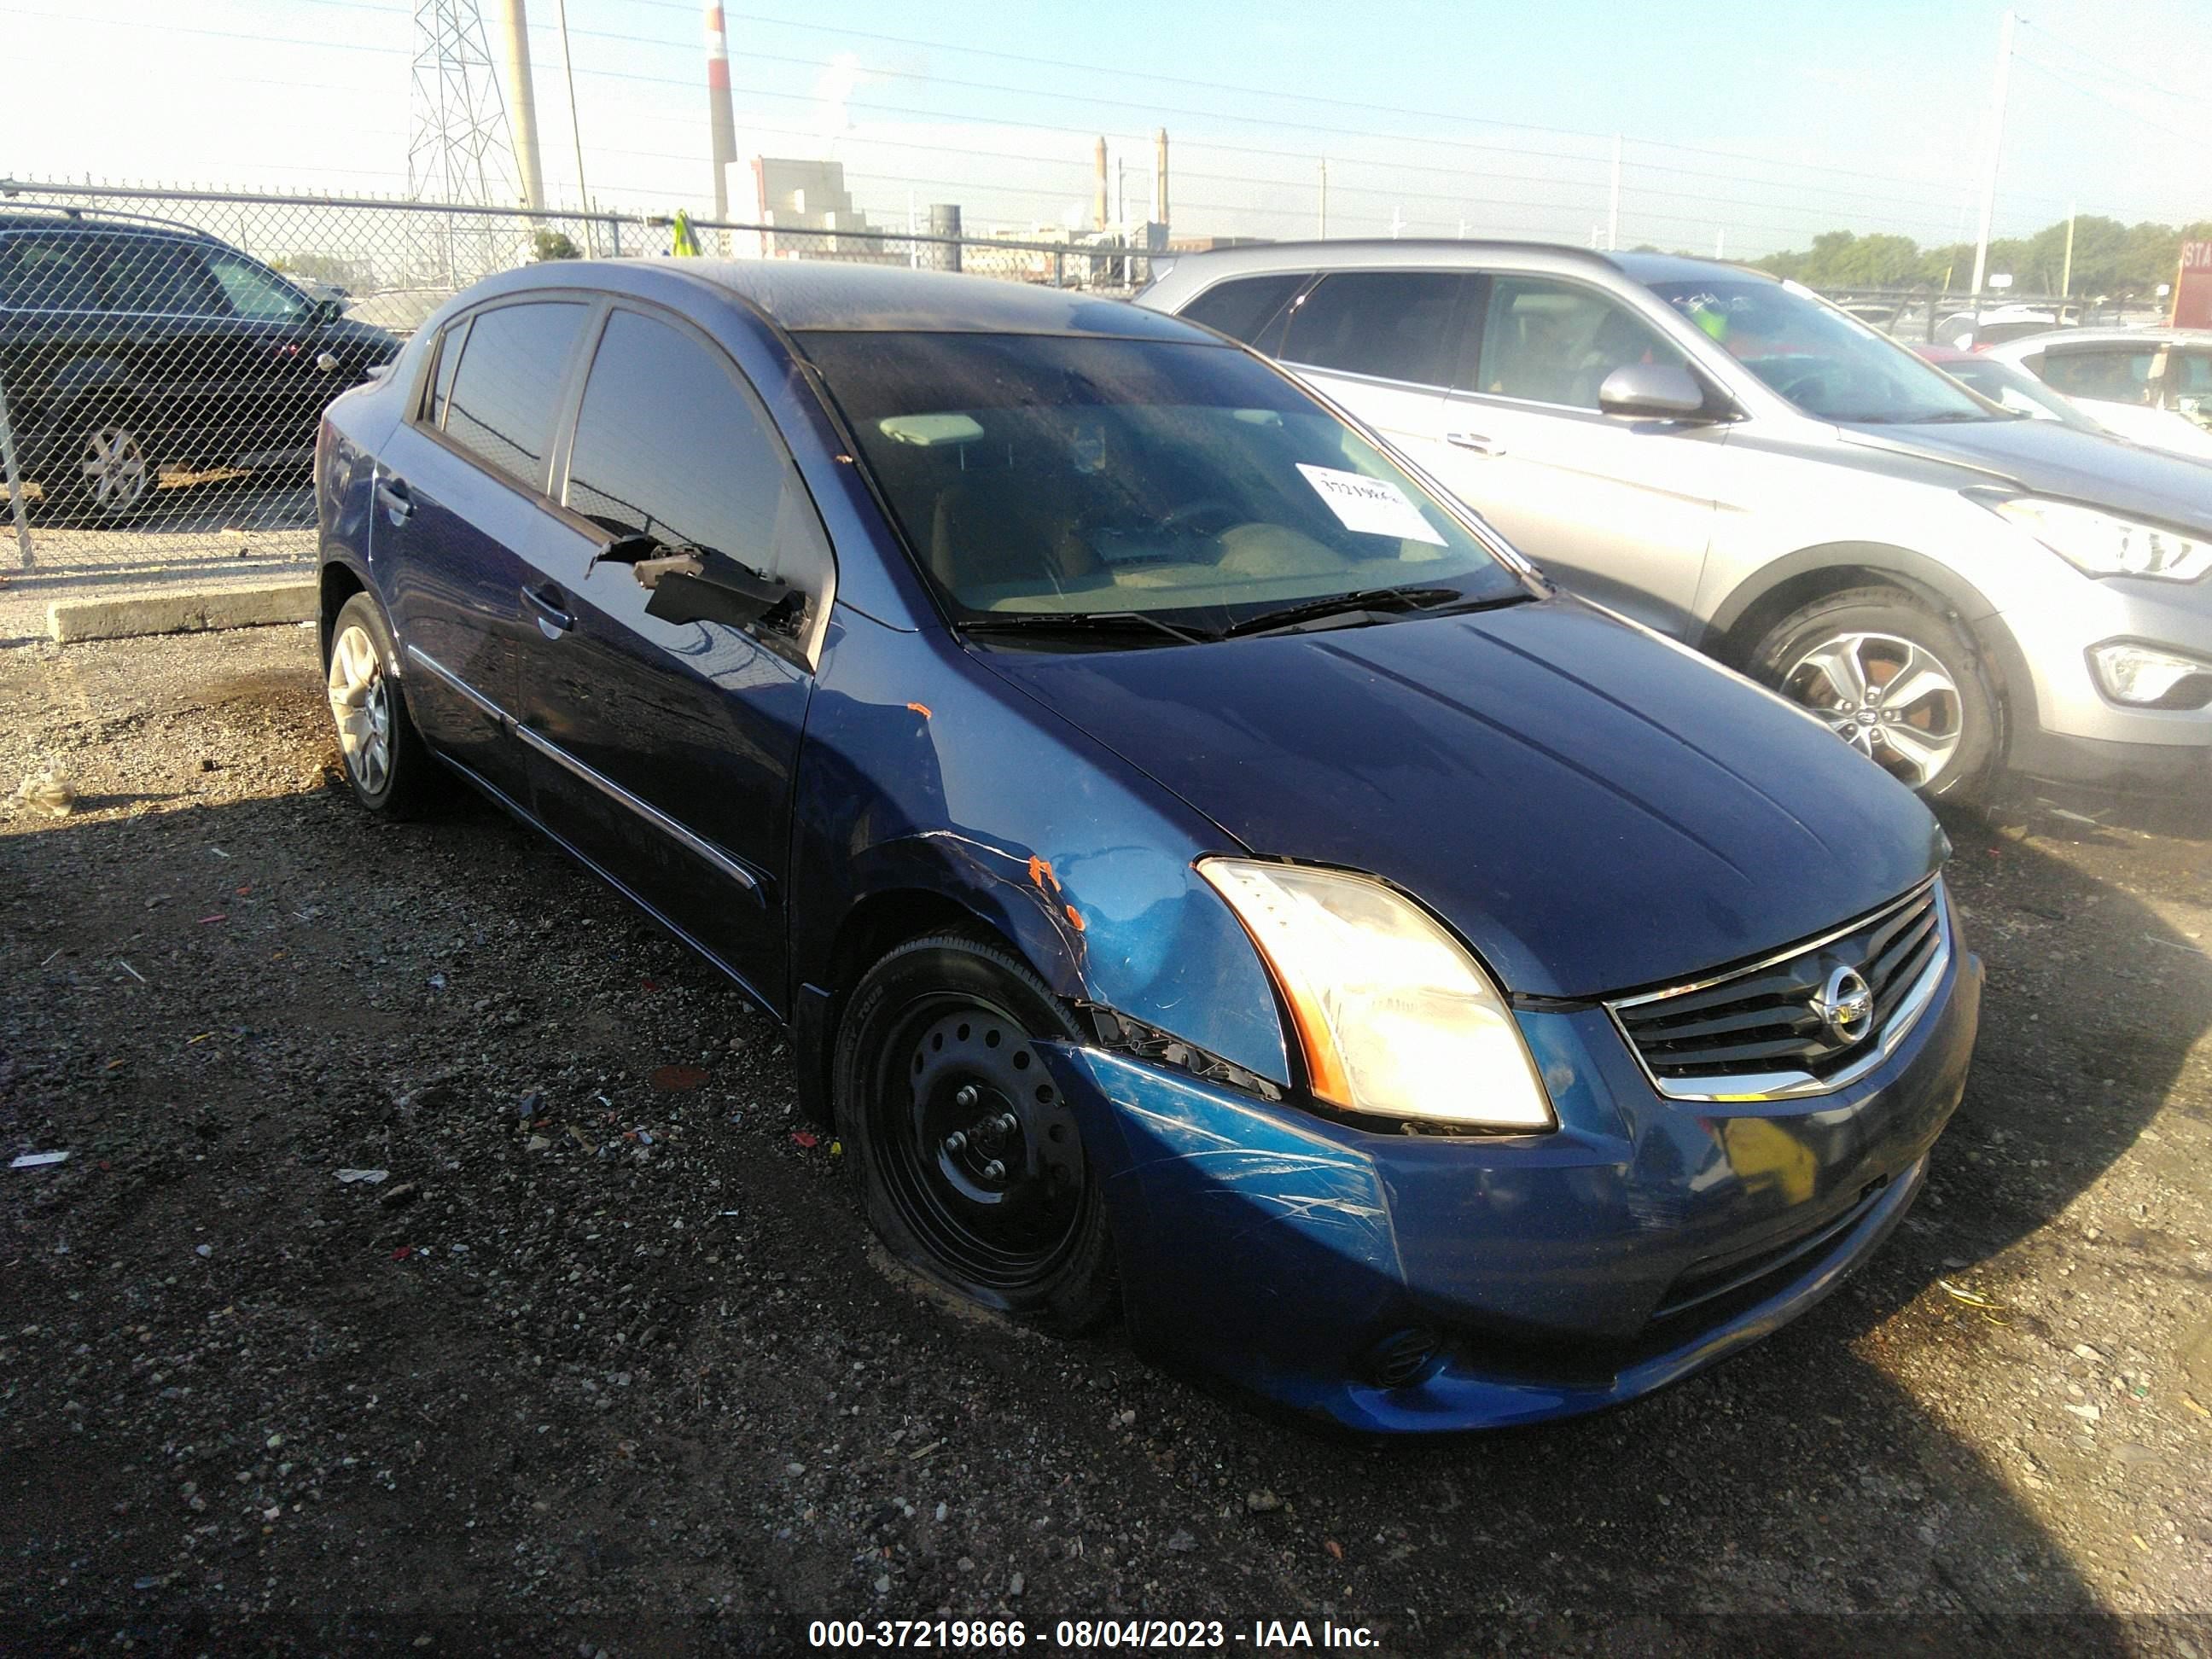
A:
<box><xmin>789</xmin><ymin>611</ymin><xmax>1290</xmax><ymax>1087</ymax></box>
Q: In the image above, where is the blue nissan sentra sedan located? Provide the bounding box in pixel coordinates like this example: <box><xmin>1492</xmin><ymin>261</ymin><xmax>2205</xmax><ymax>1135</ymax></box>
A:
<box><xmin>313</xmin><ymin>259</ymin><xmax>1982</xmax><ymax>1432</ymax></box>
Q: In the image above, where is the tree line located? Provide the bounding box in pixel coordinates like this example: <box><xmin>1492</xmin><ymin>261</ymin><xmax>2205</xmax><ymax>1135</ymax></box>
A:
<box><xmin>1742</xmin><ymin>217</ymin><xmax>2212</xmax><ymax>297</ymax></box>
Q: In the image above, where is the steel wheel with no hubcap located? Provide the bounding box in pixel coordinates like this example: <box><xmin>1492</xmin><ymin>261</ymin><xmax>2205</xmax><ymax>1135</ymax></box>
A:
<box><xmin>874</xmin><ymin>995</ymin><xmax>1088</xmax><ymax>1295</ymax></box>
<box><xmin>326</xmin><ymin>623</ymin><xmax>393</xmax><ymax>796</ymax></box>
<box><xmin>1784</xmin><ymin>630</ymin><xmax>1963</xmax><ymax>789</ymax></box>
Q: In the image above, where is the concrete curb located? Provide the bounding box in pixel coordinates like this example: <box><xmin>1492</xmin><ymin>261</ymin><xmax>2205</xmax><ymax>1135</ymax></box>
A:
<box><xmin>48</xmin><ymin>579</ymin><xmax>317</xmax><ymax>644</ymax></box>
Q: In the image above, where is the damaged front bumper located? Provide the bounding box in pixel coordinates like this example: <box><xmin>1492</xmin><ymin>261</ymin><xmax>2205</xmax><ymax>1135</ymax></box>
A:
<box><xmin>1039</xmin><ymin>944</ymin><xmax>1982</xmax><ymax>1433</ymax></box>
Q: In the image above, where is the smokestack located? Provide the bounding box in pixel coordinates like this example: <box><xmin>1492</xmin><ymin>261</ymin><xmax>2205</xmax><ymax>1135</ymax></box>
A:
<box><xmin>1153</xmin><ymin>128</ymin><xmax>1168</xmax><ymax>230</ymax></box>
<box><xmin>496</xmin><ymin>0</ymin><xmax>545</xmax><ymax>208</ymax></box>
<box><xmin>1093</xmin><ymin>136</ymin><xmax>1109</xmax><ymax>231</ymax></box>
<box><xmin>705</xmin><ymin>3</ymin><xmax>737</xmax><ymax>220</ymax></box>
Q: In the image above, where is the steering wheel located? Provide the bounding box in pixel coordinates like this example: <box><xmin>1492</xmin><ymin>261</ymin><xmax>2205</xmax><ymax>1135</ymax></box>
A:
<box><xmin>1157</xmin><ymin>498</ymin><xmax>1244</xmax><ymax>538</ymax></box>
<box><xmin>1769</xmin><ymin>364</ymin><xmax>1842</xmax><ymax>409</ymax></box>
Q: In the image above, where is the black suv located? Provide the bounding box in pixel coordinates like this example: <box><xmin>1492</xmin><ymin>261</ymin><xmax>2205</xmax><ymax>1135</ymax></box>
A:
<box><xmin>0</xmin><ymin>210</ymin><xmax>401</xmax><ymax>521</ymax></box>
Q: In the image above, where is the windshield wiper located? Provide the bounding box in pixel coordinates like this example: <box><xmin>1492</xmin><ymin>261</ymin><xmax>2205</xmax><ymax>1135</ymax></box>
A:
<box><xmin>1222</xmin><ymin>585</ymin><xmax>1495</xmax><ymax>639</ymax></box>
<box><xmin>958</xmin><ymin>608</ymin><xmax>1219</xmax><ymax>647</ymax></box>
<box><xmin>1911</xmin><ymin>409</ymin><xmax>2011</xmax><ymax>423</ymax></box>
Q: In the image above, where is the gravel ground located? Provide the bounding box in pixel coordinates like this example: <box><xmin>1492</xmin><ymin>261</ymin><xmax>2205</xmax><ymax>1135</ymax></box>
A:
<box><xmin>2</xmin><ymin>625</ymin><xmax>2209</xmax><ymax>1656</ymax></box>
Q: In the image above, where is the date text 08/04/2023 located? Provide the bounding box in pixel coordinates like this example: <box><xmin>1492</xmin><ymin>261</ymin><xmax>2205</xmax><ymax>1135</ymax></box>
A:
<box><xmin>807</xmin><ymin>1618</ymin><xmax>1382</xmax><ymax>1650</ymax></box>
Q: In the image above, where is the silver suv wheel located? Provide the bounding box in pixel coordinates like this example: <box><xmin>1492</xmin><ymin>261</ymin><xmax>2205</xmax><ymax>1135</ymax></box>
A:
<box><xmin>1784</xmin><ymin>631</ymin><xmax>1964</xmax><ymax>790</ymax></box>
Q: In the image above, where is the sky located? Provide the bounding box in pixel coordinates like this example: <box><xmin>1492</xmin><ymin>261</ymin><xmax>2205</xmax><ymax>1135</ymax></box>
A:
<box><xmin>3</xmin><ymin>0</ymin><xmax>2205</xmax><ymax>259</ymax></box>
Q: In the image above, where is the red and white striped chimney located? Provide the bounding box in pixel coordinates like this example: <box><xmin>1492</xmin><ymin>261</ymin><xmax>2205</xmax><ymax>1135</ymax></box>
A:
<box><xmin>705</xmin><ymin>3</ymin><xmax>737</xmax><ymax>221</ymax></box>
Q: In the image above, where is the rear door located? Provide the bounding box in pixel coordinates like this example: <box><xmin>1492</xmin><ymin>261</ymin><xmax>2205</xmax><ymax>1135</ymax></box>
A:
<box><xmin>375</xmin><ymin>296</ymin><xmax>593</xmax><ymax>806</ymax></box>
<box><xmin>1274</xmin><ymin>270</ymin><xmax>1471</xmax><ymax>482</ymax></box>
<box><xmin>516</xmin><ymin>302</ymin><xmax>831</xmax><ymax>1009</ymax></box>
<box><xmin>1430</xmin><ymin>272</ymin><xmax>1726</xmax><ymax>632</ymax></box>
<box><xmin>95</xmin><ymin>233</ymin><xmax>238</xmax><ymax>468</ymax></box>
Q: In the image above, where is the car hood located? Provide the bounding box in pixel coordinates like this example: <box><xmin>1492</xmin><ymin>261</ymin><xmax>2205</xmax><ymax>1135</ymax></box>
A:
<box><xmin>980</xmin><ymin>596</ymin><xmax>1945</xmax><ymax>999</ymax></box>
<box><xmin>1841</xmin><ymin>417</ymin><xmax>2212</xmax><ymax>535</ymax></box>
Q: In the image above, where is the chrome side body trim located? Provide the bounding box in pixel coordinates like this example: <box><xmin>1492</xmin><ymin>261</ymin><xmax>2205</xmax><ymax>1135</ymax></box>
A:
<box><xmin>510</xmin><ymin>723</ymin><xmax>761</xmax><ymax>897</ymax></box>
<box><xmin>1604</xmin><ymin>878</ymin><xmax>1952</xmax><ymax>1103</ymax></box>
<box><xmin>403</xmin><ymin>643</ymin><xmax>507</xmax><ymax>722</ymax></box>
<box><xmin>405</xmin><ymin>642</ymin><xmax>760</xmax><ymax>899</ymax></box>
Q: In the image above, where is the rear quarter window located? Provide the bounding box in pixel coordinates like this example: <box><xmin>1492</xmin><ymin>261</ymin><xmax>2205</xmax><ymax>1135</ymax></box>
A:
<box><xmin>1179</xmin><ymin>273</ymin><xmax>1309</xmax><ymax>351</ymax></box>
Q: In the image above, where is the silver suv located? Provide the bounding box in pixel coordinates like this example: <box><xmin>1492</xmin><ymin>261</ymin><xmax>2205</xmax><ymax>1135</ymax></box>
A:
<box><xmin>1138</xmin><ymin>243</ymin><xmax>2212</xmax><ymax>800</ymax></box>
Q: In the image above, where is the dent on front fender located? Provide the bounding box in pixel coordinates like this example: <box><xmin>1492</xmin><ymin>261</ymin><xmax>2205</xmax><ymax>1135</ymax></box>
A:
<box><xmin>790</xmin><ymin>616</ymin><xmax>1290</xmax><ymax>1084</ymax></box>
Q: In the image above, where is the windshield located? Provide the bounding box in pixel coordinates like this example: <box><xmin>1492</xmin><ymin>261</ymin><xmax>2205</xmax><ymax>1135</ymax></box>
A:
<box><xmin>799</xmin><ymin>331</ymin><xmax>1528</xmax><ymax>632</ymax></box>
<box><xmin>1648</xmin><ymin>278</ymin><xmax>1994</xmax><ymax>424</ymax></box>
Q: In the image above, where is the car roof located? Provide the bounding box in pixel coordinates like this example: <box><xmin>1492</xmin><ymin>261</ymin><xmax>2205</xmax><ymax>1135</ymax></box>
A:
<box><xmin>0</xmin><ymin>207</ymin><xmax>218</xmax><ymax>244</ymax></box>
<box><xmin>638</xmin><ymin>259</ymin><xmax>1206</xmax><ymax>340</ymax></box>
<box><xmin>1142</xmin><ymin>238</ymin><xmax>1773</xmax><ymax>289</ymax></box>
<box><xmin>1911</xmin><ymin>343</ymin><xmax>1976</xmax><ymax>362</ymax></box>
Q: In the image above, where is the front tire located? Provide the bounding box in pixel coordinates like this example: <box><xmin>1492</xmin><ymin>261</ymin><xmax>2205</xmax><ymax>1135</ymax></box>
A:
<box><xmin>1749</xmin><ymin>585</ymin><xmax>1999</xmax><ymax>802</ymax></box>
<box><xmin>323</xmin><ymin>591</ymin><xmax>441</xmax><ymax>817</ymax></box>
<box><xmin>833</xmin><ymin>934</ymin><xmax>1117</xmax><ymax>1334</ymax></box>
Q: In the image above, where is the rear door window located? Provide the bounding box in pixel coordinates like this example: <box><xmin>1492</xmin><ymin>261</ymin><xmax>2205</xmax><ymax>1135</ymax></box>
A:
<box><xmin>0</xmin><ymin>234</ymin><xmax>106</xmax><ymax>311</ymax></box>
<box><xmin>565</xmin><ymin>307</ymin><xmax>830</xmax><ymax>593</ymax></box>
<box><xmin>1280</xmin><ymin>271</ymin><xmax>1467</xmax><ymax>386</ymax></box>
<box><xmin>1179</xmin><ymin>273</ymin><xmax>1310</xmax><ymax>352</ymax></box>
<box><xmin>439</xmin><ymin>300</ymin><xmax>589</xmax><ymax>490</ymax></box>
<box><xmin>1473</xmin><ymin>276</ymin><xmax>1689</xmax><ymax>409</ymax></box>
<box><xmin>2040</xmin><ymin>346</ymin><xmax>2158</xmax><ymax>405</ymax></box>
<box><xmin>101</xmin><ymin>236</ymin><xmax>226</xmax><ymax>316</ymax></box>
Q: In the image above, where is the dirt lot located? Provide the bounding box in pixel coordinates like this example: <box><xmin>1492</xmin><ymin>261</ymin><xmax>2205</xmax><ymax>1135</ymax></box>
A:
<box><xmin>3</xmin><ymin>625</ymin><xmax>2209</xmax><ymax>1656</ymax></box>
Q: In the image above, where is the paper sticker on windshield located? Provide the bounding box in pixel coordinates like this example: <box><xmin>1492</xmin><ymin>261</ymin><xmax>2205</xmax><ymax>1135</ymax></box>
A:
<box><xmin>1295</xmin><ymin>464</ymin><xmax>1447</xmax><ymax>545</ymax></box>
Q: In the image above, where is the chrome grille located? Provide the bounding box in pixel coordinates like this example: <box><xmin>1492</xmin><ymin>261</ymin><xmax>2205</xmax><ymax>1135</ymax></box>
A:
<box><xmin>1607</xmin><ymin>880</ymin><xmax>1950</xmax><ymax>1102</ymax></box>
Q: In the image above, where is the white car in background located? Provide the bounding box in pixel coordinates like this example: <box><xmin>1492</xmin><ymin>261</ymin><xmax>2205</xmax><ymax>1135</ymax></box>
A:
<box><xmin>1983</xmin><ymin>328</ymin><xmax>2212</xmax><ymax>462</ymax></box>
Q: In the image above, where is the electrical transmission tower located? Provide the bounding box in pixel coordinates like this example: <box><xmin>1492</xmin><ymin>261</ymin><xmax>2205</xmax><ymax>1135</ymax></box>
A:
<box><xmin>405</xmin><ymin>0</ymin><xmax>522</xmax><ymax>285</ymax></box>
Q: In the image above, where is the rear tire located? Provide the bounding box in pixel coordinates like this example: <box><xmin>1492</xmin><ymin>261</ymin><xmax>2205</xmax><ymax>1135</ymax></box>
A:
<box><xmin>42</xmin><ymin>405</ymin><xmax>159</xmax><ymax>525</ymax></box>
<box><xmin>1749</xmin><ymin>585</ymin><xmax>1999</xmax><ymax>802</ymax></box>
<box><xmin>833</xmin><ymin>934</ymin><xmax>1118</xmax><ymax>1335</ymax></box>
<box><xmin>323</xmin><ymin>591</ymin><xmax>442</xmax><ymax>818</ymax></box>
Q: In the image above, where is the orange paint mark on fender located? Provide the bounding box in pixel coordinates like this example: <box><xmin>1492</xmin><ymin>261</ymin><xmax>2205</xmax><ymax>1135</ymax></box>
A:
<box><xmin>1028</xmin><ymin>854</ymin><xmax>1061</xmax><ymax>892</ymax></box>
<box><xmin>905</xmin><ymin>701</ymin><xmax>932</xmax><ymax>718</ymax></box>
<box><xmin>1062</xmin><ymin>904</ymin><xmax>1086</xmax><ymax>932</ymax></box>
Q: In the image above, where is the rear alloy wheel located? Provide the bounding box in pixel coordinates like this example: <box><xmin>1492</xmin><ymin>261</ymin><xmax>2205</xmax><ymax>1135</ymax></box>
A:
<box><xmin>323</xmin><ymin>591</ymin><xmax>440</xmax><ymax>817</ymax></box>
<box><xmin>1752</xmin><ymin>586</ymin><xmax>1998</xmax><ymax>801</ymax></box>
<box><xmin>49</xmin><ymin>411</ymin><xmax>156</xmax><ymax>523</ymax></box>
<box><xmin>834</xmin><ymin>934</ymin><xmax>1117</xmax><ymax>1333</ymax></box>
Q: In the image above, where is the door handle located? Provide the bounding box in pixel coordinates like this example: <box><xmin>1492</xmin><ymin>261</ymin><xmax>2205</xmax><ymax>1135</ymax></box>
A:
<box><xmin>374</xmin><ymin>474</ymin><xmax>412</xmax><ymax>524</ymax></box>
<box><xmin>521</xmin><ymin>581</ymin><xmax>575</xmax><ymax>637</ymax></box>
<box><xmin>1446</xmin><ymin>431</ymin><xmax>1503</xmax><ymax>457</ymax></box>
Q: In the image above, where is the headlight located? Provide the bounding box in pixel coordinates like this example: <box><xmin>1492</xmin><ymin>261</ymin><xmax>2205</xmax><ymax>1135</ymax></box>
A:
<box><xmin>2089</xmin><ymin>640</ymin><xmax>2212</xmax><ymax>709</ymax></box>
<box><xmin>1991</xmin><ymin>497</ymin><xmax>2210</xmax><ymax>582</ymax></box>
<box><xmin>1196</xmin><ymin>859</ymin><xmax>1555</xmax><ymax>1130</ymax></box>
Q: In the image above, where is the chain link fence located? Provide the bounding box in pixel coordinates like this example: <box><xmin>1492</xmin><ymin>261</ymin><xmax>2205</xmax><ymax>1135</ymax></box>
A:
<box><xmin>0</xmin><ymin>179</ymin><xmax>1161</xmax><ymax>576</ymax></box>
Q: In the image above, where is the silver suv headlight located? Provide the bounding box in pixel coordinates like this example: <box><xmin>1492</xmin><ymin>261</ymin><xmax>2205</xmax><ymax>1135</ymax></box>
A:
<box><xmin>1990</xmin><ymin>497</ymin><xmax>2210</xmax><ymax>582</ymax></box>
<box><xmin>1197</xmin><ymin>859</ymin><xmax>1556</xmax><ymax>1131</ymax></box>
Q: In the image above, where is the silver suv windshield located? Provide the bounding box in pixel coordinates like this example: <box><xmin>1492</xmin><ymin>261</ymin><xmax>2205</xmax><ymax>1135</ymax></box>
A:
<box><xmin>1648</xmin><ymin>277</ymin><xmax>1998</xmax><ymax>425</ymax></box>
<box><xmin>799</xmin><ymin>331</ymin><xmax>1528</xmax><ymax>637</ymax></box>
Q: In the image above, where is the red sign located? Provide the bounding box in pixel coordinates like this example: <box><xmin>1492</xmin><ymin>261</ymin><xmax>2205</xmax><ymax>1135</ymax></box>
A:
<box><xmin>2175</xmin><ymin>242</ymin><xmax>2212</xmax><ymax>329</ymax></box>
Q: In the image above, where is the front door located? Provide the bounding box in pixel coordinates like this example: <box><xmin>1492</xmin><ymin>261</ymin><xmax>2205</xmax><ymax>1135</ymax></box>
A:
<box><xmin>1430</xmin><ymin>273</ymin><xmax>1727</xmax><ymax>635</ymax></box>
<box><xmin>516</xmin><ymin>303</ymin><xmax>830</xmax><ymax>1013</ymax></box>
